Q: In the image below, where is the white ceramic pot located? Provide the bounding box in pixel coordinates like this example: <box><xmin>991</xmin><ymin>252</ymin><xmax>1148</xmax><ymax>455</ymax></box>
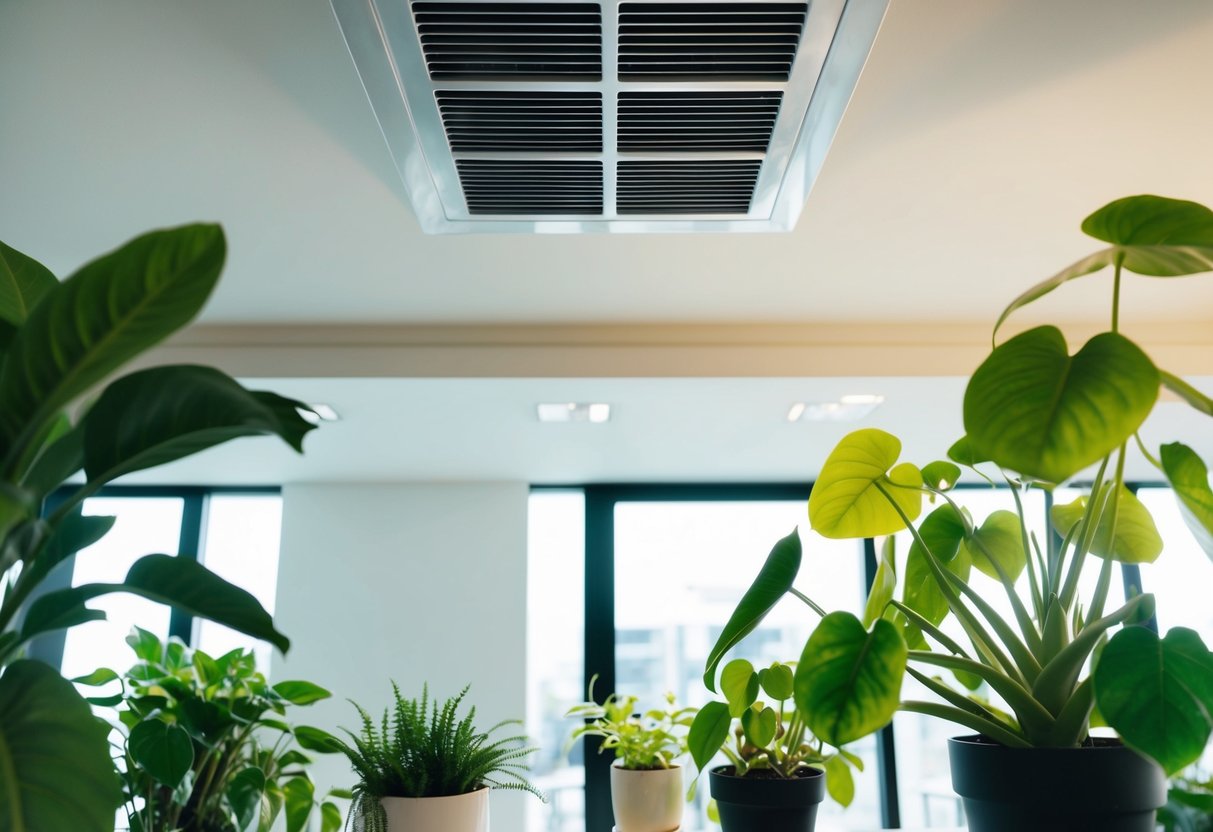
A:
<box><xmin>381</xmin><ymin>788</ymin><xmax>490</xmax><ymax>832</ymax></box>
<box><xmin>610</xmin><ymin>763</ymin><xmax>683</xmax><ymax>832</ymax></box>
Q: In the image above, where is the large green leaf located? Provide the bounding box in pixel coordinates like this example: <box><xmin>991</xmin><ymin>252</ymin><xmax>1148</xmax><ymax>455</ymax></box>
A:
<box><xmin>320</xmin><ymin>802</ymin><xmax>343</xmax><ymax>832</ymax></box>
<box><xmin>0</xmin><ymin>241</ymin><xmax>57</xmax><ymax>351</ymax></box>
<box><xmin>962</xmin><ymin>510</ymin><xmax>1028</xmax><ymax>581</ymax></box>
<box><xmin>0</xmin><ymin>660</ymin><xmax>122</xmax><ymax>832</ymax></box>
<box><xmin>129</xmin><ymin>720</ymin><xmax>194</xmax><ymax>788</ymax></box>
<box><xmin>703</xmin><ymin>529</ymin><xmax>800</xmax><ymax>690</ymax></box>
<box><xmin>1050</xmin><ymin>487</ymin><xmax>1163</xmax><ymax>563</ymax></box>
<box><xmin>283</xmin><ymin>776</ymin><xmax>315</xmax><ymax>832</ymax></box>
<box><xmin>1161</xmin><ymin>443</ymin><xmax>1213</xmax><ymax>562</ymax></box>
<box><xmin>0</xmin><ymin>225</ymin><xmax>225</xmax><ymax>457</ymax></box>
<box><xmin>688</xmin><ymin>701</ymin><xmax>732</xmax><ymax>773</ymax></box>
<box><xmin>1094</xmin><ymin>626</ymin><xmax>1213</xmax><ymax>775</ymax></box>
<box><xmin>995</xmin><ymin>196</ymin><xmax>1213</xmax><ymax>335</ymax></box>
<box><xmin>794</xmin><ymin>612</ymin><xmax>906</xmax><ymax>747</ymax></box>
<box><xmin>82</xmin><ymin>365</ymin><xmax>315</xmax><ymax>486</ymax></box>
<box><xmin>964</xmin><ymin>327</ymin><xmax>1158</xmax><ymax>483</ymax></box>
<box><xmin>21</xmin><ymin>554</ymin><xmax>289</xmax><ymax>653</ymax></box>
<box><xmin>861</xmin><ymin>536</ymin><xmax>896</xmax><ymax>627</ymax></box>
<box><xmin>902</xmin><ymin>505</ymin><xmax>971</xmax><ymax>646</ymax></box>
<box><xmin>809</xmin><ymin>429</ymin><xmax>923</xmax><ymax>539</ymax></box>
<box><xmin>229</xmin><ymin>767</ymin><xmax>267</xmax><ymax>832</ymax></box>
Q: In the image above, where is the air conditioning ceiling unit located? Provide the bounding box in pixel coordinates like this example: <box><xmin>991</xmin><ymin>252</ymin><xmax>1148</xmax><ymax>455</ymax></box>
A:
<box><xmin>332</xmin><ymin>0</ymin><xmax>888</xmax><ymax>233</ymax></box>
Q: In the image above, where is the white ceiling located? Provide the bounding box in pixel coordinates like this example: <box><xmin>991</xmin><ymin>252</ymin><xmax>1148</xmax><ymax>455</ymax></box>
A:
<box><xmin>2</xmin><ymin>0</ymin><xmax>1213</xmax><ymax>327</ymax></box>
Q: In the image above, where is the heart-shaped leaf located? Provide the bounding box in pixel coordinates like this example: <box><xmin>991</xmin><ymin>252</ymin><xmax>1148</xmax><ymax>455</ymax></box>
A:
<box><xmin>1161</xmin><ymin>443</ymin><xmax>1213</xmax><ymax>562</ymax></box>
<box><xmin>703</xmin><ymin>529</ymin><xmax>800</xmax><ymax>690</ymax></box>
<box><xmin>922</xmin><ymin>461</ymin><xmax>961</xmax><ymax>491</ymax></box>
<box><xmin>963</xmin><ymin>510</ymin><xmax>1027</xmax><ymax>581</ymax></box>
<box><xmin>902</xmin><ymin>505</ymin><xmax>971</xmax><ymax>647</ymax></box>
<box><xmin>0</xmin><ymin>660</ymin><xmax>122</xmax><ymax>832</ymax></box>
<box><xmin>862</xmin><ymin>536</ymin><xmax>896</xmax><ymax>627</ymax></box>
<box><xmin>740</xmin><ymin>705</ymin><xmax>777</xmax><ymax>749</ymax></box>
<box><xmin>688</xmin><ymin>701</ymin><xmax>732</xmax><ymax>773</ymax></box>
<box><xmin>130</xmin><ymin>720</ymin><xmax>195</xmax><ymax>787</ymax></box>
<box><xmin>758</xmin><ymin>663</ymin><xmax>794</xmax><ymax>701</ymax></box>
<box><xmin>1094</xmin><ymin>626</ymin><xmax>1213</xmax><ymax>775</ymax></box>
<box><xmin>824</xmin><ymin>754</ymin><xmax>855</xmax><ymax>807</ymax></box>
<box><xmin>965</xmin><ymin>327</ymin><xmax>1158</xmax><ymax>483</ymax></box>
<box><xmin>720</xmin><ymin>660</ymin><xmax>758</xmax><ymax>718</ymax></box>
<box><xmin>809</xmin><ymin>429</ymin><xmax>923</xmax><ymax>539</ymax></box>
<box><xmin>795</xmin><ymin>612</ymin><xmax>906</xmax><ymax>747</ymax></box>
<box><xmin>1050</xmin><ymin>487</ymin><xmax>1163</xmax><ymax>563</ymax></box>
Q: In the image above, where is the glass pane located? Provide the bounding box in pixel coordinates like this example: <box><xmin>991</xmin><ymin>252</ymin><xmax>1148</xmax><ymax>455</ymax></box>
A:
<box><xmin>60</xmin><ymin>497</ymin><xmax>184</xmax><ymax>680</ymax></box>
<box><xmin>195</xmin><ymin>494</ymin><xmax>284</xmax><ymax>674</ymax></box>
<box><xmin>527</xmin><ymin>491</ymin><xmax>586</xmax><ymax>832</ymax></box>
<box><xmin>1137</xmin><ymin>487</ymin><xmax>1213</xmax><ymax>636</ymax></box>
<box><xmin>613</xmin><ymin>501</ymin><xmax>879</xmax><ymax>832</ymax></box>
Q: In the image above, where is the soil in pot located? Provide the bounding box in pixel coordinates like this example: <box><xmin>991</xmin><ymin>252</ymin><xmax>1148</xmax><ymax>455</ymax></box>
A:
<box><xmin>948</xmin><ymin>735</ymin><xmax>1167</xmax><ymax>832</ymax></box>
<box><xmin>610</xmin><ymin>764</ymin><xmax>682</xmax><ymax>832</ymax></box>
<box><xmin>708</xmin><ymin>766</ymin><xmax>825</xmax><ymax>832</ymax></box>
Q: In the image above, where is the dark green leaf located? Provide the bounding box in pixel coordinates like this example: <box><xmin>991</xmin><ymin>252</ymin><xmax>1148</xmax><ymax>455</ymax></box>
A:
<box><xmin>129</xmin><ymin>720</ymin><xmax>194</xmax><ymax>788</ymax></box>
<box><xmin>824</xmin><ymin>754</ymin><xmax>855</xmax><ymax>808</ymax></box>
<box><xmin>294</xmin><ymin>726</ymin><xmax>344</xmax><ymax>754</ymax></box>
<box><xmin>0</xmin><ymin>225</ymin><xmax>226</xmax><ymax>455</ymax></box>
<box><xmin>18</xmin><ymin>596</ymin><xmax>105</xmax><ymax>641</ymax></box>
<box><xmin>922</xmin><ymin>461</ymin><xmax>962</xmax><ymax>491</ymax></box>
<box><xmin>18</xmin><ymin>508</ymin><xmax>114</xmax><ymax>593</ymax></box>
<box><xmin>0</xmin><ymin>660</ymin><xmax>121</xmax><ymax>832</ymax></box>
<box><xmin>1082</xmin><ymin>195</ymin><xmax>1213</xmax><ymax>247</ymax></box>
<box><xmin>0</xmin><ymin>241</ymin><xmax>57</xmax><ymax>327</ymax></box>
<box><xmin>809</xmin><ymin>429</ymin><xmax>923</xmax><ymax>538</ymax></box>
<box><xmin>273</xmin><ymin>680</ymin><xmax>332</xmax><ymax>706</ymax></box>
<box><xmin>1094</xmin><ymin>626</ymin><xmax>1213</xmax><ymax>774</ymax></box>
<box><xmin>795</xmin><ymin>612</ymin><xmax>906</xmax><ymax>747</ymax></box>
<box><xmin>229</xmin><ymin>767</ymin><xmax>267</xmax><ymax>831</ymax></box>
<box><xmin>1161</xmin><ymin>443</ymin><xmax>1213</xmax><ymax>561</ymax></box>
<box><xmin>688</xmin><ymin>701</ymin><xmax>732</xmax><ymax>773</ymax></box>
<box><xmin>82</xmin><ymin>365</ymin><xmax>315</xmax><ymax>486</ymax></box>
<box><xmin>283</xmin><ymin>776</ymin><xmax>315</xmax><ymax>832</ymax></box>
<box><xmin>720</xmin><ymin>660</ymin><xmax>758</xmax><ymax>718</ymax></box>
<box><xmin>1050</xmin><ymin>488</ymin><xmax>1163</xmax><ymax>563</ymax></box>
<box><xmin>703</xmin><ymin>529</ymin><xmax>800</xmax><ymax>690</ymax></box>
<box><xmin>963</xmin><ymin>510</ymin><xmax>1028</xmax><ymax>581</ymax></box>
<box><xmin>965</xmin><ymin>327</ymin><xmax>1158</xmax><ymax>483</ymax></box>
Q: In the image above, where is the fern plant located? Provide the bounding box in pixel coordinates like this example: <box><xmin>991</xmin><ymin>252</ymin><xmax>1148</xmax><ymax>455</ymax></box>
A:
<box><xmin>326</xmin><ymin>684</ymin><xmax>543</xmax><ymax>832</ymax></box>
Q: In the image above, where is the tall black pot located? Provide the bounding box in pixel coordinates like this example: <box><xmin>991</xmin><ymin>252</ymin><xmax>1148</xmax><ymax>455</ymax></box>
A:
<box><xmin>948</xmin><ymin>735</ymin><xmax>1167</xmax><ymax>832</ymax></box>
<box><xmin>708</xmin><ymin>766</ymin><xmax>824</xmax><ymax>832</ymax></box>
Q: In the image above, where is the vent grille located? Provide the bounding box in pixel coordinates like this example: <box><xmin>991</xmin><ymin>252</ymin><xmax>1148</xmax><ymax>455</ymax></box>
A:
<box><xmin>457</xmin><ymin>160</ymin><xmax>604</xmax><ymax>214</ymax></box>
<box><xmin>413</xmin><ymin>2</ymin><xmax>603</xmax><ymax>79</ymax></box>
<box><xmin>618</xmin><ymin>2</ymin><xmax>810</xmax><ymax>80</ymax></box>
<box><xmin>617</xmin><ymin>160</ymin><xmax>761</xmax><ymax>214</ymax></box>
<box><xmin>618</xmin><ymin>91</ymin><xmax>783</xmax><ymax>152</ymax></box>
<box><xmin>437</xmin><ymin>91</ymin><xmax>603</xmax><ymax>152</ymax></box>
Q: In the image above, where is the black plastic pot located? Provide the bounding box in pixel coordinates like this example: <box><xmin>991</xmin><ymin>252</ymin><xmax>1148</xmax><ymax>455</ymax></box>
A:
<box><xmin>948</xmin><ymin>735</ymin><xmax>1167</xmax><ymax>832</ymax></box>
<box><xmin>708</xmin><ymin>766</ymin><xmax>824</xmax><ymax>832</ymax></box>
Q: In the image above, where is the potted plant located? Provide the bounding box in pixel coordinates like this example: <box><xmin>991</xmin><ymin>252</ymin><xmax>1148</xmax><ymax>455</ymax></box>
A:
<box><xmin>566</xmin><ymin>680</ymin><xmax>696</xmax><ymax>832</ymax></box>
<box><xmin>79</xmin><ymin>627</ymin><xmax>346</xmax><ymax>832</ymax></box>
<box><xmin>0</xmin><ymin>226</ymin><xmax>319</xmax><ymax>830</ymax></box>
<box><xmin>702</xmin><ymin>195</ymin><xmax>1213</xmax><ymax>831</ymax></box>
<box><xmin>323</xmin><ymin>683</ymin><xmax>543</xmax><ymax>832</ymax></box>
<box><xmin>687</xmin><ymin>658</ymin><xmax>861</xmax><ymax>832</ymax></box>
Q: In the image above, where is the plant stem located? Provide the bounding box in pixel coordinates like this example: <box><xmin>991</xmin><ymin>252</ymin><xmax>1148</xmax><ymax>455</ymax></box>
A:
<box><xmin>788</xmin><ymin>587</ymin><xmax>826</xmax><ymax>617</ymax></box>
<box><xmin>1133</xmin><ymin>432</ymin><xmax>1163</xmax><ymax>470</ymax></box>
<box><xmin>1112</xmin><ymin>254</ymin><xmax>1124</xmax><ymax>334</ymax></box>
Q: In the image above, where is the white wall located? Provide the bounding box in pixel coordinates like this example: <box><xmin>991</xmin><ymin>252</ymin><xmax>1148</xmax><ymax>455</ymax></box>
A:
<box><xmin>273</xmin><ymin>482</ymin><xmax>530</xmax><ymax>832</ymax></box>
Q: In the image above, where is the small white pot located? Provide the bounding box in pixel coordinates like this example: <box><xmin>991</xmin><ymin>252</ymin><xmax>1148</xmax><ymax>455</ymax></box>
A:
<box><xmin>381</xmin><ymin>788</ymin><xmax>490</xmax><ymax>832</ymax></box>
<box><xmin>610</xmin><ymin>763</ymin><xmax>683</xmax><ymax>832</ymax></box>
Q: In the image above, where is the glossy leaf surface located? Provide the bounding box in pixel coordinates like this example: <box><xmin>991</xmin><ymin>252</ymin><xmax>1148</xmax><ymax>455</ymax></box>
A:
<box><xmin>809</xmin><ymin>429</ymin><xmax>923</xmax><ymax>539</ymax></box>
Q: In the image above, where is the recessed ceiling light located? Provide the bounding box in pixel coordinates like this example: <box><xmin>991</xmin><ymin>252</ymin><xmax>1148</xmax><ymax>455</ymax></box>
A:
<box><xmin>788</xmin><ymin>395</ymin><xmax>884</xmax><ymax>423</ymax></box>
<box><xmin>537</xmin><ymin>402</ymin><xmax>612</xmax><ymax>423</ymax></box>
<box><xmin>300</xmin><ymin>403</ymin><xmax>341</xmax><ymax>425</ymax></box>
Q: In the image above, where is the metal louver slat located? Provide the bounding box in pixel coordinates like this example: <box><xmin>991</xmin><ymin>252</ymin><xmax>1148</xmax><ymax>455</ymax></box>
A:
<box><xmin>458</xmin><ymin>160</ymin><xmax>604</xmax><ymax>214</ymax></box>
<box><xmin>413</xmin><ymin>2</ymin><xmax>603</xmax><ymax>79</ymax></box>
<box><xmin>437</xmin><ymin>91</ymin><xmax>603</xmax><ymax>151</ymax></box>
<box><xmin>618</xmin><ymin>91</ymin><xmax>783</xmax><ymax>152</ymax></box>
<box><xmin>618</xmin><ymin>2</ymin><xmax>810</xmax><ymax>80</ymax></box>
<box><xmin>617</xmin><ymin>160</ymin><xmax>761</xmax><ymax>214</ymax></box>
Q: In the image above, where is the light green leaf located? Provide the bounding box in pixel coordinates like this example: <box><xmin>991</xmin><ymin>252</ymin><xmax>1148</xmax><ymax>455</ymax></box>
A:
<box><xmin>862</xmin><ymin>536</ymin><xmax>896</xmax><ymax>627</ymax></box>
<box><xmin>740</xmin><ymin>706</ymin><xmax>777</xmax><ymax>749</ymax></box>
<box><xmin>273</xmin><ymin>680</ymin><xmax>332</xmax><ymax>706</ymax></box>
<box><xmin>922</xmin><ymin>461</ymin><xmax>962</xmax><ymax>491</ymax></box>
<box><xmin>688</xmin><ymin>701</ymin><xmax>732</xmax><ymax>773</ymax></box>
<box><xmin>0</xmin><ymin>660</ymin><xmax>121</xmax><ymax>832</ymax></box>
<box><xmin>902</xmin><ymin>505</ymin><xmax>971</xmax><ymax>646</ymax></box>
<box><xmin>228</xmin><ymin>767</ymin><xmax>266</xmax><ymax>831</ymax></box>
<box><xmin>125</xmin><ymin>626</ymin><xmax>164</xmax><ymax>664</ymax></box>
<box><xmin>1161</xmin><ymin>443</ymin><xmax>1213</xmax><ymax>561</ymax></box>
<box><xmin>946</xmin><ymin>436</ymin><xmax>989</xmax><ymax>467</ymax></box>
<box><xmin>963</xmin><ymin>510</ymin><xmax>1028</xmax><ymax>581</ymax></box>
<box><xmin>70</xmin><ymin>668</ymin><xmax>119</xmax><ymax>687</ymax></box>
<box><xmin>81</xmin><ymin>365</ymin><xmax>315</xmax><ymax>487</ymax></box>
<box><xmin>1050</xmin><ymin>488</ymin><xmax>1163</xmax><ymax>563</ymax></box>
<box><xmin>965</xmin><ymin>327</ymin><xmax>1158</xmax><ymax>483</ymax></box>
<box><xmin>824</xmin><ymin>754</ymin><xmax>855</xmax><ymax>807</ymax></box>
<box><xmin>1160</xmin><ymin>371</ymin><xmax>1213</xmax><ymax>417</ymax></box>
<box><xmin>720</xmin><ymin>660</ymin><xmax>758</xmax><ymax>718</ymax></box>
<box><xmin>129</xmin><ymin>720</ymin><xmax>194</xmax><ymax>788</ymax></box>
<box><xmin>795</xmin><ymin>612</ymin><xmax>907</xmax><ymax>747</ymax></box>
<box><xmin>0</xmin><ymin>225</ymin><xmax>226</xmax><ymax>456</ymax></box>
<box><xmin>703</xmin><ymin>529</ymin><xmax>800</xmax><ymax>690</ymax></box>
<box><xmin>809</xmin><ymin>429</ymin><xmax>923</xmax><ymax>539</ymax></box>
<box><xmin>1094</xmin><ymin>626</ymin><xmax>1213</xmax><ymax>775</ymax></box>
<box><xmin>758</xmin><ymin>663</ymin><xmax>794</xmax><ymax>701</ymax></box>
<box><xmin>283</xmin><ymin>776</ymin><xmax>315</xmax><ymax>832</ymax></box>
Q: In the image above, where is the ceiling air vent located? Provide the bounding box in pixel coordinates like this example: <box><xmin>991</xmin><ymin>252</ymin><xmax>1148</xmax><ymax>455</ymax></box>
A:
<box><xmin>332</xmin><ymin>0</ymin><xmax>889</xmax><ymax>232</ymax></box>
